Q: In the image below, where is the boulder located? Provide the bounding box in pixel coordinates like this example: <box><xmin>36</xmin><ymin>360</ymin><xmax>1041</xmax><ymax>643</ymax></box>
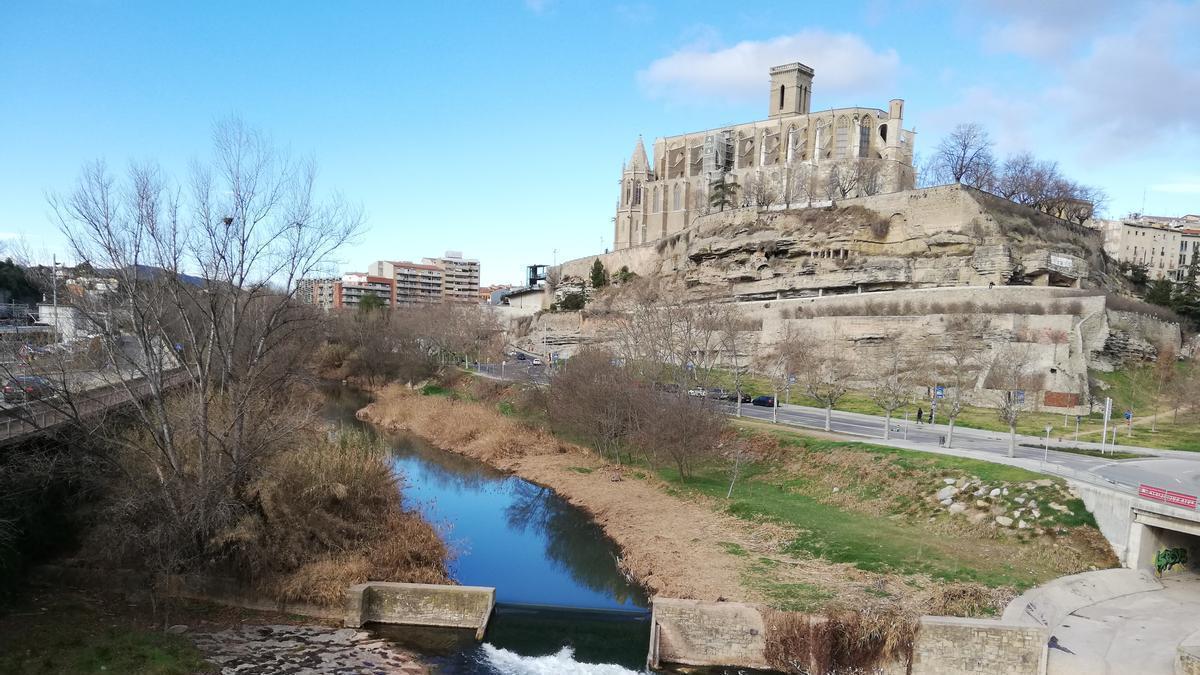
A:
<box><xmin>995</xmin><ymin>516</ymin><xmax>1014</xmax><ymax>527</ymax></box>
<box><xmin>1018</xmin><ymin>520</ymin><xmax>1029</xmax><ymax>529</ymax></box>
<box><xmin>949</xmin><ymin>503</ymin><xmax>967</xmax><ymax>515</ymax></box>
<box><xmin>942</xmin><ymin>478</ymin><xmax>957</xmax><ymax>485</ymax></box>
<box><xmin>975</xmin><ymin>500</ymin><xmax>989</xmax><ymax>508</ymax></box>
<box><xmin>940</xmin><ymin>498</ymin><xmax>953</xmax><ymax>506</ymax></box>
<box><xmin>936</xmin><ymin>486</ymin><xmax>959</xmax><ymax>501</ymax></box>
<box><xmin>989</xmin><ymin>488</ymin><xmax>1001</xmax><ymax>497</ymax></box>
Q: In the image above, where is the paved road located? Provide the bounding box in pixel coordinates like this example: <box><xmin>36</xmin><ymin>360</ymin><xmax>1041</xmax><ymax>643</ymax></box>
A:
<box><xmin>471</xmin><ymin>359</ymin><xmax>1200</xmax><ymax>496</ymax></box>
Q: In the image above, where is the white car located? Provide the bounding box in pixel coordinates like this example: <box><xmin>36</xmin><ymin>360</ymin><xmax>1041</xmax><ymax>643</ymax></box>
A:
<box><xmin>531</xmin><ymin>358</ymin><xmax>543</xmax><ymax>366</ymax></box>
<box><xmin>687</xmin><ymin>388</ymin><xmax>707</xmax><ymax>397</ymax></box>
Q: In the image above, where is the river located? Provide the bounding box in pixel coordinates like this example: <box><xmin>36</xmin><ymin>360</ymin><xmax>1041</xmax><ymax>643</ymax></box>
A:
<box><xmin>322</xmin><ymin>385</ymin><xmax>656</xmax><ymax>674</ymax></box>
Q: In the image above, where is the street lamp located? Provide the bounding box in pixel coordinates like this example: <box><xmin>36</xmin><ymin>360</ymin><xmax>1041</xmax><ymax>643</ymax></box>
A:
<box><xmin>1042</xmin><ymin>424</ymin><xmax>1052</xmax><ymax>470</ymax></box>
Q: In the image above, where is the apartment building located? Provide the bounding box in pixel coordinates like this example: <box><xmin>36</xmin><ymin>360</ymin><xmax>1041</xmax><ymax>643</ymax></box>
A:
<box><xmin>297</xmin><ymin>274</ymin><xmax>394</xmax><ymax>310</ymax></box>
<box><xmin>420</xmin><ymin>251</ymin><xmax>481</xmax><ymax>303</ymax></box>
<box><xmin>1098</xmin><ymin>214</ymin><xmax>1200</xmax><ymax>281</ymax></box>
<box><xmin>368</xmin><ymin>260</ymin><xmax>444</xmax><ymax>305</ymax></box>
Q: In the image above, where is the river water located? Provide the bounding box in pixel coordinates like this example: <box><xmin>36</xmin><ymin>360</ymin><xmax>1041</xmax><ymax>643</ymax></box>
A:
<box><xmin>321</xmin><ymin>385</ymin><xmax>655</xmax><ymax>674</ymax></box>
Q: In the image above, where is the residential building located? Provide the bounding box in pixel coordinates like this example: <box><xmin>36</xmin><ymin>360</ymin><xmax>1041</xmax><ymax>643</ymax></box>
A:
<box><xmin>422</xmin><ymin>251</ymin><xmax>481</xmax><ymax>303</ymax></box>
<box><xmin>480</xmin><ymin>284</ymin><xmax>513</xmax><ymax>304</ymax></box>
<box><xmin>368</xmin><ymin>260</ymin><xmax>444</xmax><ymax>305</ymax></box>
<box><xmin>297</xmin><ymin>274</ymin><xmax>394</xmax><ymax>310</ymax></box>
<box><xmin>1097</xmin><ymin>214</ymin><xmax>1200</xmax><ymax>281</ymax></box>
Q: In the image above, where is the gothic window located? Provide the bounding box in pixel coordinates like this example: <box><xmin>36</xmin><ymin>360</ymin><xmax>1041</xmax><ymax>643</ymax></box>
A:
<box><xmin>858</xmin><ymin>120</ymin><xmax>871</xmax><ymax>158</ymax></box>
<box><xmin>640</xmin><ymin>224</ymin><xmax>647</xmax><ymax>244</ymax></box>
<box><xmin>673</xmin><ymin>184</ymin><xmax>681</xmax><ymax>210</ymax></box>
<box><xmin>835</xmin><ymin>117</ymin><xmax>850</xmax><ymax>159</ymax></box>
<box><xmin>879</xmin><ymin>123</ymin><xmax>888</xmax><ymax>143</ymax></box>
<box><xmin>653</xmin><ymin>186</ymin><xmax>660</xmax><ymax>212</ymax></box>
<box><xmin>624</xmin><ymin>180</ymin><xmax>631</xmax><ymax>205</ymax></box>
<box><xmin>779</xmin><ymin>85</ymin><xmax>786</xmax><ymax>110</ymax></box>
<box><xmin>633</xmin><ymin>180</ymin><xmax>642</xmax><ymax>206</ymax></box>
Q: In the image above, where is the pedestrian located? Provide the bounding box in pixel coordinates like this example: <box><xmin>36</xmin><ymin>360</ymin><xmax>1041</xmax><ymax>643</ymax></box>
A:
<box><xmin>917</xmin><ymin>407</ymin><xmax>924</xmax><ymax>424</ymax></box>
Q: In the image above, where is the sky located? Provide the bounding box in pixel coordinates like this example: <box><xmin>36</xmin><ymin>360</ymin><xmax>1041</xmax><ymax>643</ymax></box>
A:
<box><xmin>2</xmin><ymin>1</ymin><xmax>1198</xmax><ymax>285</ymax></box>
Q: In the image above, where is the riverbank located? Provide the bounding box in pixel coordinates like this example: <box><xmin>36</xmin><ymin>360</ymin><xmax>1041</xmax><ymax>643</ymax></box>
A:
<box><xmin>358</xmin><ymin>383</ymin><xmax>1116</xmax><ymax>618</ymax></box>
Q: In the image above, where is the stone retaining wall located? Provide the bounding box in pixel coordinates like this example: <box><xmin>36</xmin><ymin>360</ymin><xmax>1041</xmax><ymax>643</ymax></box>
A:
<box><xmin>648</xmin><ymin>598</ymin><xmax>1047</xmax><ymax>674</ymax></box>
<box><xmin>345</xmin><ymin>582</ymin><xmax>495</xmax><ymax>639</ymax></box>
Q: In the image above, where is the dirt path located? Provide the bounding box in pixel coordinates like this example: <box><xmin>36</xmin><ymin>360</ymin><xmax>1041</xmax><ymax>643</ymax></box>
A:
<box><xmin>358</xmin><ymin>386</ymin><xmax>797</xmax><ymax>603</ymax></box>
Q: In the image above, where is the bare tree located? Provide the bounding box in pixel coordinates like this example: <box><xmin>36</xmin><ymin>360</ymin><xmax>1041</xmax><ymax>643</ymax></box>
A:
<box><xmin>1167</xmin><ymin>358</ymin><xmax>1198</xmax><ymax>423</ymax></box>
<box><xmin>1150</xmin><ymin>343</ymin><xmax>1177</xmax><ymax>432</ymax></box>
<box><xmin>751</xmin><ymin>176</ymin><xmax>778</xmax><ymax>209</ymax></box>
<box><xmin>985</xmin><ymin>342</ymin><xmax>1040</xmax><ymax>457</ymax></box>
<box><xmin>941</xmin><ymin>316</ymin><xmax>990</xmax><ymax>447</ymax></box>
<box><xmin>716</xmin><ymin>304</ymin><xmax>757</xmax><ymax>418</ymax></box>
<box><xmin>548</xmin><ymin>349</ymin><xmax>639</xmax><ymax>465</ymax></box>
<box><xmin>785</xmin><ymin>164</ymin><xmax>814</xmax><ymax>207</ymax></box>
<box><xmin>790</xmin><ymin>331</ymin><xmax>855</xmax><ymax>431</ymax></box>
<box><xmin>613</xmin><ymin>282</ymin><xmax>725</xmax><ymax>392</ymax></box>
<box><xmin>869</xmin><ymin>338</ymin><xmax>913</xmax><ymax>440</ymax></box>
<box><xmin>635</xmin><ymin>393</ymin><xmax>724</xmax><ymax>481</ymax></box>
<box><xmin>754</xmin><ymin>326</ymin><xmax>808</xmax><ymax>423</ymax></box>
<box><xmin>44</xmin><ymin>117</ymin><xmax>363</xmax><ymax>578</ymax></box>
<box><xmin>929</xmin><ymin>123</ymin><xmax>996</xmax><ymax>188</ymax></box>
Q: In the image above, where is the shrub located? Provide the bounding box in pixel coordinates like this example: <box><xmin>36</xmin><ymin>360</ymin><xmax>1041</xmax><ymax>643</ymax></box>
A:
<box><xmin>763</xmin><ymin>606</ymin><xmax>918</xmax><ymax>675</ymax></box>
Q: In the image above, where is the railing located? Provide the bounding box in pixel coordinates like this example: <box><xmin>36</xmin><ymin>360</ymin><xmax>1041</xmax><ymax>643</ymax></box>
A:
<box><xmin>0</xmin><ymin>369</ymin><xmax>190</xmax><ymax>445</ymax></box>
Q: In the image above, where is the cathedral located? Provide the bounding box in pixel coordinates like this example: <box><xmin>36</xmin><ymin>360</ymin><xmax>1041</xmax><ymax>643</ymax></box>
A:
<box><xmin>614</xmin><ymin>63</ymin><xmax>916</xmax><ymax>250</ymax></box>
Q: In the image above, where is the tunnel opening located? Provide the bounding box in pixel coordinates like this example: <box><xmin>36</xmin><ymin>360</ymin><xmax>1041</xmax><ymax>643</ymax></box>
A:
<box><xmin>1129</xmin><ymin>509</ymin><xmax>1200</xmax><ymax>576</ymax></box>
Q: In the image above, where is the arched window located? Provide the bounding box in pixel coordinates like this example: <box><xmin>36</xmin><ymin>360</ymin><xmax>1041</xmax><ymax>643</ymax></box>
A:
<box><xmin>858</xmin><ymin>120</ymin><xmax>871</xmax><ymax>158</ymax></box>
<box><xmin>633</xmin><ymin>180</ymin><xmax>642</xmax><ymax>206</ymax></box>
<box><xmin>652</xmin><ymin>186</ymin><xmax>660</xmax><ymax>212</ymax></box>
<box><xmin>779</xmin><ymin>85</ymin><xmax>786</xmax><ymax>110</ymax></box>
<box><xmin>673</xmin><ymin>184</ymin><xmax>681</xmax><ymax>210</ymax></box>
<box><xmin>624</xmin><ymin>180</ymin><xmax>631</xmax><ymax>205</ymax></box>
<box><xmin>640</xmin><ymin>223</ymin><xmax>647</xmax><ymax>244</ymax></box>
<box><xmin>835</xmin><ymin>117</ymin><xmax>850</xmax><ymax>159</ymax></box>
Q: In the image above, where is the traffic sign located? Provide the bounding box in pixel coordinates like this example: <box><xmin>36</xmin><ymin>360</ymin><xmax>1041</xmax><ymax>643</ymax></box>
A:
<box><xmin>1015</xmin><ymin>390</ymin><xmax>1025</xmax><ymax>403</ymax></box>
<box><xmin>1124</xmin><ymin>410</ymin><xmax>1133</xmax><ymax>421</ymax></box>
<box><xmin>935</xmin><ymin>385</ymin><xmax>945</xmax><ymax>399</ymax></box>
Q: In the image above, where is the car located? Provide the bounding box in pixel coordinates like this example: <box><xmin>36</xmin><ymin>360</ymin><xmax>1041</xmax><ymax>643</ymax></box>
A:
<box><xmin>687</xmin><ymin>388</ymin><xmax>707</xmax><ymax>398</ymax></box>
<box><xmin>3</xmin><ymin>376</ymin><xmax>54</xmax><ymax>403</ymax></box>
<box><xmin>706</xmin><ymin>388</ymin><xmax>729</xmax><ymax>400</ymax></box>
<box><xmin>516</xmin><ymin>353</ymin><xmax>527</xmax><ymax>361</ymax></box>
<box><xmin>531</xmin><ymin>358</ymin><xmax>543</xmax><ymax>366</ymax></box>
<box><xmin>726</xmin><ymin>391</ymin><xmax>752</xmax><ymax>403</ymax></box>
<box><xmin>751</xmin><ymin>395</ymin><xmax>776</xmax><ymax>407</ymax></box>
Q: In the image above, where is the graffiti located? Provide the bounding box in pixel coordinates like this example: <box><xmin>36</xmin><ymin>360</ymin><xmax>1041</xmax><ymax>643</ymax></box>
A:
<box><xmin>1154</xmin><ymin>547</ymin><xmax>1189</xmax><ymax>575</ymax></box>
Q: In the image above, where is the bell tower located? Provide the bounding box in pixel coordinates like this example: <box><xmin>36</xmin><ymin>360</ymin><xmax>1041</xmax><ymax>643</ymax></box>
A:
<box><xmin>768</xmin><ymin>63</ymin><xmax>814</xmax><ymax>119</ymax></box>
<box><xmin>615</xmin><ymin>136</ymin><xmax>650</xmax><ymax>249</ymax></box>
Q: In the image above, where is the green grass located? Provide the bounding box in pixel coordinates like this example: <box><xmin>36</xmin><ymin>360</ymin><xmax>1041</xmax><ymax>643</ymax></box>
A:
<box><xmin>1018</xmin><ymin>442</ymin><xmax>1145</xmax><ymax>460</ymax></box>
<box><xmin>660</xmin><ymin>461</ymin><xmax>1041</xmax><ymax>589</ymax></box>
<box><xmin>743</xmin><ymin>557</ymin><xmax>835</xmax><ymax>612</ymax></box>
<box><xmin>0</xmin><ymin>607</ymin><xmax>215</xmax><ymax>675</ymax></box>
<box><xmin>568</xmin><ymin>466</ymin><xmax>594</xmax><ymax>474</ymax></box>
<box><xmin>420</xmin><ymin>384</ymin><xmax>454</xmax><ymax>397</ymax></box>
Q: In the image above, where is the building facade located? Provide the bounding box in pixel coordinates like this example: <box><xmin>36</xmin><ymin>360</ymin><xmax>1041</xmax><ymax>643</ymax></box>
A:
<box><xmin>297</xmin><ymin>274</ymin><xmax>395</xmax><ymax>310</ymax></box>
<box><xmin>368</xmin><ymin>260</ymin><xmax>444</xmax><ymax>305</ymax></box>
<box><xmin>1097</xmin><ymin>214</ymin><xmax>1200</xmax><ymax>281</ymax></box>
<box><xmin>422</xmin><ymin>251</ymin><xmax>481</xmax><ymax>303</ymax></box>
<box><xmin>614</xmin><ymin>62</ymin><xmax>916</xmax><ymax>250</ymax></box>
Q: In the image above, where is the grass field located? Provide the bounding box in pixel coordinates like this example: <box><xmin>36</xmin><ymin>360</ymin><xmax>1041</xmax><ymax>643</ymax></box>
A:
<box><xmin>656</xmin><ymin>421</ymin><xmax>1111</xmax><ymax>604</ymax></box>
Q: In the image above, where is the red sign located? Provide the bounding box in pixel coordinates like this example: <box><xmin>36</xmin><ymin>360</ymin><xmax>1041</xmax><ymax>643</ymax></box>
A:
<box><xmin>1140</xmin><ymin>484</ymin><xmax>1197</xmax><ymax>510</ymax></box>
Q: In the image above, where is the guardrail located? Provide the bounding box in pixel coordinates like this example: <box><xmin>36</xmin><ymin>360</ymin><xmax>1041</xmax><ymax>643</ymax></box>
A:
<box><xmin>0</xmin><ymin>369</ymin><xmax>190</xmax><ymax>445</ymax></box>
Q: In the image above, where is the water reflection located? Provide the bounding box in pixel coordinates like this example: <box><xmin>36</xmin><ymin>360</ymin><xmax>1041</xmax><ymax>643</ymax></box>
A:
<box><xmin>319</xmin><ymin>383</ymin><xmax>647</xmax><ymax>611</ymax></box>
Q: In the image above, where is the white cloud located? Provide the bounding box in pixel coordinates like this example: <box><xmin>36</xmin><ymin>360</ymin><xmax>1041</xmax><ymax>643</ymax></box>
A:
<box><xmin>637</xmin><ymin>29</ymin><xmax>900</xmax><ymax>103</ymax></box>
<box><xmin>920</xmin><ymin>86</ymin><xmax>1037</xmax><ymax>156</ymax></box>
<box><xmin>1152</xmin><ymin>180</ymin><xmax>1200</xmax><ymax>195</ymax></box>
<box><xmin>1045</xmin><ymin>2</ymin><xmax>1200</xmax><ymax>155</ymax></box>
<box><xmin>971</xmin><ymin>0</ymin><xmax>1124</xmax><ymax>61</ymax></box>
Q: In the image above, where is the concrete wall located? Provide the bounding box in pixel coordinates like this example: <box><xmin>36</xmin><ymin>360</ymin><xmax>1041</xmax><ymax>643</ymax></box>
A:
<box><xmin>345</xmin><ymin>582</ymin><xmax>495</xmax><ymax>639</ymax></box>
<box><xmin>647</xmin><ymin>598</ymin><xmax>1047</xmax><ymax>674</ymax></box>
<box><xmin>1179</xmin><ymin>630</ymin><xmax>1200</xmax><ymax>675</ymax></box>
<box><xmin>648</xmin><ymin>598</ymin><xmax>770</xmax><ymax>670</ymax></box>
<box><xmin>909</xmin><ymin>616</ymin><xmax>1046</xmax><ymax>675</ymax></box>
<box><xmin>164</xmin><ymin>574</ymin><xmax>345</xmax><ymax>621</ymax></box>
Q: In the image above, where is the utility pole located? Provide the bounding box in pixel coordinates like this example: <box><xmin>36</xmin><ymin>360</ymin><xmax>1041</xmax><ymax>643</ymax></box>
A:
<box><xmin>51</xmin><ymin>254</ymin><xmax>59</xmax><ymax>344</ymax></box>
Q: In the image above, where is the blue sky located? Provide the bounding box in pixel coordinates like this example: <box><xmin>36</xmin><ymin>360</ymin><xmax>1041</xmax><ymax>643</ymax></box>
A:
<box><xmin>2</xmin><ymin>1</ymin><xmax>1198</xmax><ymax>284</ymax></box>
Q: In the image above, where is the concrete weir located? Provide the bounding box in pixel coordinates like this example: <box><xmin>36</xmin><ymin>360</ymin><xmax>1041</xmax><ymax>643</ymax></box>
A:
<box><xmin>344</xmin><ymin>582</ymin><xmax>496</xmax><ymax>640</ymax></box>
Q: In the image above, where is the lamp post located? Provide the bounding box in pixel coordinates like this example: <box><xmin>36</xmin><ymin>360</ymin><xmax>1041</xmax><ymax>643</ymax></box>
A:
<box><xmin>1042</xmin><ymin>424</ymin><xmax>1052</xmax><ymax>470</ymax></box>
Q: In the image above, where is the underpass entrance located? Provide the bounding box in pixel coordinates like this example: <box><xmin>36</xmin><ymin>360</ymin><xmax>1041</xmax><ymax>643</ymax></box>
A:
<box><xmin>1129</xmin><ymin>509</ymin><xmax>1200</xmax><ymax>575</ymax></box>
